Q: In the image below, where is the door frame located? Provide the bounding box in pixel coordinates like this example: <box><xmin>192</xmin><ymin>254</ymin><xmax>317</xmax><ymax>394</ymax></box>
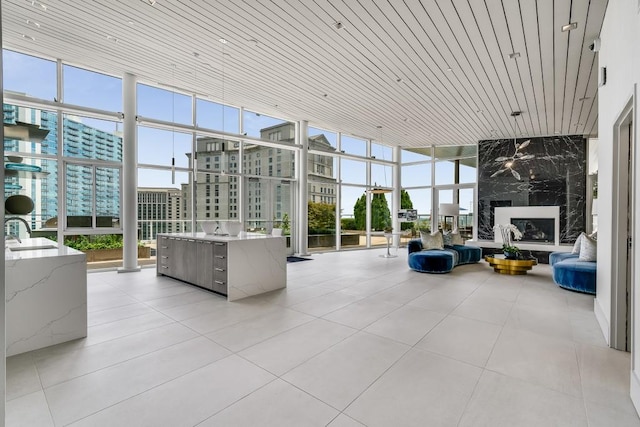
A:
<box><xmin>611</xmin><ymin>95</ymin><xmax>635</xmax><ymax>351</ymax></box>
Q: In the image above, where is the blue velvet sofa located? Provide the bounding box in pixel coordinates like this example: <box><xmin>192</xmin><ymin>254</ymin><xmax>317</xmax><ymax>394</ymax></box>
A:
<box><xmin>549</xmin><ymin>252</ymin><xmax>596</xmax><ymax>294</ymax></box>
<box><xmin>408</xmin><ymin>239</ymin><xmax>482</xmax><ymax>273</ymax></box>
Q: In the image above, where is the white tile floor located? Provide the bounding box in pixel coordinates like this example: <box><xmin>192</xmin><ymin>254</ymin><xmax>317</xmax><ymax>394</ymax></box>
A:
<box><xmin>6</xmin><ymin>248</ymin><xmax>640</xmax><ymax>426</ymax></box>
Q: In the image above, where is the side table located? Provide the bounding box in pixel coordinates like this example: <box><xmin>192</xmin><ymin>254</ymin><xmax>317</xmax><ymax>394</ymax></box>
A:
<box><xmin>380</xmin><ymin>232</ymin><xmax>404</xmax><ymax>258</ymax></box>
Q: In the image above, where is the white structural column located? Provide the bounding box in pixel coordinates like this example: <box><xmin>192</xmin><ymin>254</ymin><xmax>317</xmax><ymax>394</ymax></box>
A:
<box><xmin>366</xmin><ymin>142</ymin><xmax>372</xmax><ymax>247</ymax></box>
<box><xmin>392</xmin><ymin>146</ymin><xmax>401</xmax><ymax>246</ymax></box>
<box><xmin>119</xmin><ymin>73</ymin><xmax>140</xmax><ymax>272</ymax></box>
<box><xmin>335</xmin><ymin>132</ymin><xmax>342</xmax><ymax>251</ymax></box>
<box><xmin>298</xmin><ymin>120</ymin><xmax>309</xmax><ymax>255</ymax></box>
<box><xmin>0</xmin><ymin>2</ymin><xmax>6</xmax><ymax>421</ymax></box>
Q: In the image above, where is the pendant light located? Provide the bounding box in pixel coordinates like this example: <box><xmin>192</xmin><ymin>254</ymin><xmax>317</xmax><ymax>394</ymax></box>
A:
<box><xmin>170</xmin><ymin>63</ymin><xmax>176</xmax><ymax>184</ymax></box>
<box><xmin>220</xmin><ymin>38</ymin><xmax>227</xmax><ymax>175</ymax></box>
<box><xmin>368</xmin><ymin>125</ymin><xmax>391</xmax><ymax>194</ymax></box>
<box><xmin>489</xmin><ymin>111</ymin><xmax>534</xmax><ymax>181</ymax></box>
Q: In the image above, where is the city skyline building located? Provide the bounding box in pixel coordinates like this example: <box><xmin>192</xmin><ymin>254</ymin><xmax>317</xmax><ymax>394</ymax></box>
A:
<box><xmin>181</xmin><ymin>122</ymin><xmax>337</xmax><ymax>230</ymax></box>
<box><xmin>137</xmin><ymin>187</ymin><xmax>185</xmax><ymax>241</ymax></box>
<box><xmin>4</xmin><ymin>101</ymin><xmax>122</xmax><ymax>235</ymax></box>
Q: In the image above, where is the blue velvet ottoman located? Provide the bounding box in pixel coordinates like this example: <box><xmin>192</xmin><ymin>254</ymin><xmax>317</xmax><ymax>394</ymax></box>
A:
<box><xmin>549</xmin><ymin>252</ymin><xmax>596</xmax><ymax>295</ymax></box>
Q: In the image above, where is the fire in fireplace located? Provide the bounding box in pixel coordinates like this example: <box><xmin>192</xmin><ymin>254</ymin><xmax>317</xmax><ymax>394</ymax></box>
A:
<box><xmin>511</xmin><ymin>218</ymin><xmax>555</xmax><ymax>243</ymax></box>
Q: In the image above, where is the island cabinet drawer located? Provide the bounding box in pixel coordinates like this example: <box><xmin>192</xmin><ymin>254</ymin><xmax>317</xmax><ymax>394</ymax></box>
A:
<box><xmin>212</xmin><ymin>278</ymin><xmax>227</xmax><ymax>295</ymax></box>
<box><xmin>213</xmin><ymin>265</ymin><xmax>227</xmax><ymax>282</ymax></box>
<box><xmin>213</xmin><ymin>243</ymin><xmax>227</xmax><ymax>267</ymax></box>
<box><xmin>157</xmin><ymin>236</ymin><xmax>173</xmax><ymax>275</ymax></box>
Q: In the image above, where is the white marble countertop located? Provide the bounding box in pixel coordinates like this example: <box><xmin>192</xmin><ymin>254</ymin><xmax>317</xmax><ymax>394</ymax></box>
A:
<box><xmin>4</xmin><ymin>237</ymin><xmax>85</xmax><ymax>261</ymax></box>
<box><xmin>158</xmin><ymin>232</ymin><xmax>283</xmax><ymax>242</ymax></box>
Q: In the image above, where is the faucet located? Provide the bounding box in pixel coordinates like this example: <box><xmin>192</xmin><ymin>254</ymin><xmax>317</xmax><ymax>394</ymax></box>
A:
<box><xmin>4</xmin><ymin>217</ymin><xmax>32</xmax><ymax>242</ymax></box>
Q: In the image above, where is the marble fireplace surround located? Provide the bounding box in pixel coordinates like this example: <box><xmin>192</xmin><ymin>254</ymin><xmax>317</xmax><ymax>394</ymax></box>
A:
<box><xmin>494</xmin><ymin>206</ymin><xmax>560</xmax><ymax>247</ymax></box>
<box><xmin>476</xmin><ymin>135</ymin><xmax>586</xmax><ymax>243</ymax></box>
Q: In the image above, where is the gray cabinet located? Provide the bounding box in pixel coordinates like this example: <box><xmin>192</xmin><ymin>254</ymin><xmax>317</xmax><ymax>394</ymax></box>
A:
<box><xmin>157</xmin><ymin>237</ymin><xmax>197</xmax><ymax>285</ymax></box>
<box><xmin>157</xmin><ymin>236</ymin><xmax>227</xmax><ymax>296</ymax></box>
<box><xmin>212</xmin><ymin>242</ymin><xmax>228</xmax><ymax>295</ymax></box>
<box><xmin>157</xmin><ymin>236</ymin><xmax>173</xmax><ymax>276</ymax></box>
<box><xmin>176</xmin><ymin>238</ymin><xmax>197</xmax><ymax>284</ymax></box>
<box><xmin>157</xmin><ymin>233</ymin><xmax>286</xmax><ymax>301</ymax></box>
<box><xmin>196</xmin><ymin>240</ymin><xmax>214</xmax><ymax>291</ymax></box>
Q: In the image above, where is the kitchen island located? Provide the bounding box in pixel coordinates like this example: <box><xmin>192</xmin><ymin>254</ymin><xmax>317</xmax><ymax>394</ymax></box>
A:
<box><xmin>157</xmin><ymin>232</ymin><xmax>286</xmax><ymax>301</ymax></box>
<box><xmin>5</xmin><ymin>237</ymin><xmax>87</xmax><ymax>356</ymax></box>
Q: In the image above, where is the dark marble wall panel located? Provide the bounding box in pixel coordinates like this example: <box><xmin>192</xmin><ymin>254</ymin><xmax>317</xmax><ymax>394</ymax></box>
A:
<box><xmin>477</xmin><ymin>135</ymin><xmax>586</xmax><ymax>243</ymax></box>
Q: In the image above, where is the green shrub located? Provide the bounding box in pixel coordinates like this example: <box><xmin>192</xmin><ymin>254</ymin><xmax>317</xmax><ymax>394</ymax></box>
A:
<box><xmin>341</xmin><ymin>218</ymin><xmax>356</xmax><ymax>230</ymax></box>
<box><xmin>63</xmin><ymin>235</ymin><xmax>143</xmax><ymax>251</ymax></box>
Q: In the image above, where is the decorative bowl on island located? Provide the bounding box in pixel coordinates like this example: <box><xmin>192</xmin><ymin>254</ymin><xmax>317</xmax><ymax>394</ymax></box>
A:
<box><xmin>200</xmin><ymin>221</ymin><xmax>219</xmax><ymax>235</ymax></box>
<box><xmin>224</xmin><ymin>221</ymin><xmax>243</xmax><ymax>237</ymax></box>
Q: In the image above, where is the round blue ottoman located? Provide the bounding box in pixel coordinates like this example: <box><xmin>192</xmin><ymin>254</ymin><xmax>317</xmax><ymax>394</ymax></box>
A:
<box><xmin>408</xmin><ymin>250</ymin><xmax>456</xmax><ymax>274</ymax></box>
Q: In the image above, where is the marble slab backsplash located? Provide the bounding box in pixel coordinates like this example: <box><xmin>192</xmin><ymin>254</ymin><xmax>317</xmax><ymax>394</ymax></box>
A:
<box><xmin>477</xmin><ymin>135</ymin><xmax>586</xmax><ymax>244</ymax></box>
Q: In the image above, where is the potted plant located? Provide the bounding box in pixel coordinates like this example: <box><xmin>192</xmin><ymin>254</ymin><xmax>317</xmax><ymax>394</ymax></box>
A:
<box><xmin>493</xmin><ymin>224</ymin><xmax>523</xmax><ymax>259</ymax></box>
<box><xmin>272</xmin><ymin>213</ymin><xmax>291</xmax><ymax>237</ymax></box>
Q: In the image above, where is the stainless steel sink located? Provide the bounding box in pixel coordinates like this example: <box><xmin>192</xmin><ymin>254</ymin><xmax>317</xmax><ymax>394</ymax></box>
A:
<box><xmin>9</xmin><ymin>245</ymin><xmax>56</xmax><ymax>251</ymax></box>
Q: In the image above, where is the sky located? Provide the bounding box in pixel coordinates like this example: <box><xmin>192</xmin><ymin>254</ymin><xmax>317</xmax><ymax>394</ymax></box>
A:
<box><xmin>3</xmin><ymin>49</ymin><xmax>474</xmax><ymax>218</ymax></box>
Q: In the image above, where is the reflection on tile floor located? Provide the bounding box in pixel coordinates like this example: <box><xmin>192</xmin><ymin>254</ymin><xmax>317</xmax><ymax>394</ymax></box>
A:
<box><xmin>6</xmin><ymin>249</ymin><xmax>640</xmax><ymax>426</ymax></box>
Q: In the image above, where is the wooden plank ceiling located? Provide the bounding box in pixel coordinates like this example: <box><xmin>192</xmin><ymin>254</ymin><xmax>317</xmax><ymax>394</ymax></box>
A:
<box><xmin>2</xmin><ymin>0</ymin><xmax>606</xmax><ymax>148</ymax></box>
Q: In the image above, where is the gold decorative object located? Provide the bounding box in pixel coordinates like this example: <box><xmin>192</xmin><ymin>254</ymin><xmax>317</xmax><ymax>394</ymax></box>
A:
<box><xmin>485</xmin><ymin>254</ymin><xmax>537</xmax><ymax>275</ymax></box>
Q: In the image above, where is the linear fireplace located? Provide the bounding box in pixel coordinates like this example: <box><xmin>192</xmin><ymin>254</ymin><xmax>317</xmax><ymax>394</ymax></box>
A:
<box><xmin>511</xmin><ymin>218</ymin><xmax>555</xmax><ymax>244</ymax></box>
<box><xmin>494</xmin><ymin>206</ymin><xmax>560</xmax><ymax>247</ymax></box>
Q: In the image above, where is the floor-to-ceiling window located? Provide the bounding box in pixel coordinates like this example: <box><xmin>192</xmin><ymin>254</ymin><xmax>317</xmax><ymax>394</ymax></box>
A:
<box><xmin>3</xmin><ymin>48</ymin><xmax>481</xmax><ymax>266</ymax></box>
<box><xmin>308</xmin><ymin>127</ymin><xmax>338</xmax><ymax>252</ymax></box>
<box><xmin>401</xmin><ymin>145</ymin><xmax>477</xmax><ymax>239</ymax></box>
<box><xmin>3</xmin><ymin>50</ymin><xmax>124</xmax><ymax>269</ymax></box>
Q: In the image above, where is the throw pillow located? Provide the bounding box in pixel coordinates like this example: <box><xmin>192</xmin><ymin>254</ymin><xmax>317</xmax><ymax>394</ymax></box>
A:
<box><xmin>420</xmin><ymin>230</ymin><xmax>444</xmax><ymax>250</ymax></box>
<box><xmin>572</xmin><ymin>232</ymin><xmax>586</xmax><ymax>254</ymax></box>
<box><xmin>442</xmin><ymin>231</ymin><xmax>453</xmax><ymax>246</ymax></box>
<box><xmin>578</xmin><ymin>234</ymin><xmax>597</xmax><ymax>261</ymax></box>
<box><xmin>451</xmin><ymin>232</ymin><xmax>464</xmax><ymax>245</ymax></box>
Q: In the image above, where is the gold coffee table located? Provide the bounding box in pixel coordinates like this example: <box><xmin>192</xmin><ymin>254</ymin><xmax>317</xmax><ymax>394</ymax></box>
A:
<box><xmin>485</xmin><ymin>254</ymin><xmax>538</xmax><ymax>275</ymax></box>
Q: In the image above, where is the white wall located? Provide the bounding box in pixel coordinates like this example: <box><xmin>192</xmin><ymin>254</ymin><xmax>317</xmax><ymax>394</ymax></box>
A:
<box><xmin>596</xmin><ymin>0</ymin><xmax>640</xmax><ymax>411</ymax></box>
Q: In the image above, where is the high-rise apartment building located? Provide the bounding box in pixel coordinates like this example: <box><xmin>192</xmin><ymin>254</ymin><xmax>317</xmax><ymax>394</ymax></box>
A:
<box><xmin>137</xmin><ymin>187</ymin><xmax>184</xmax><ymax>240</ymax></box>
<box><xmin>3</xmin><ymin>102</ymin><xmax>122</xmax><ymax>233</ymax></box>
<box><xmin>182</xmin><ymin>122</ymin><xmax>336</xmax><ymax>227</ymax></box>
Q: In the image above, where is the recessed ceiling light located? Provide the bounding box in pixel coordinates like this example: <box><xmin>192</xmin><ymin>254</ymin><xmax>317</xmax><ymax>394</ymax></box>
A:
<box><xmin>376</xmin><ymin>125</ymin><xmax>383</xmax><ymax>128</ymax></box>
<box><xmin>333</xmin><ymin>21</ymin><xmax>344</xmax><ymax>30</ymax></box>
<box><xmin>106</xmin><ymin>35</ymin><xmax>119</xmax><ymax>43</ymax></box>
<box><xmin>322</xmin><ymin>94</ymin><xmax>328</xmax><ymax>98</ymax></box>
<box><xmin>554</xmin><ymin>131</ymin><xmax>561</xmax><ymax>134</ymax></box>
<box><xmin>127</xmin><ymin>20</ymin><xmax>135</xmax><ymax>25</ymax></box>
<box><xmin>219</xmin><ymin>38</ymin><xmax>228</xmax><ymax>44</ymax></box>
<box><xmin>446</xmin><ymin>67</ymin><xmax>453</xmax><ymax>72</ymax></box>
<box><xmin>396</xmin><ymin>77</ymin><xmax>403</xmax><ymax>83</ymax></box>
<box><xmin>28</xmin><ymin>1</ymin><xmax>47</xmax><ymax>11</ymax></box>
<box><xmin>26</xmin><ymin>19</ymin><xmax>40</xmax><ymax>28</ymax></box>
<box><xmin>578</xmin><ymin>96</ymin><xmax>591</xmax><ymax>101</ymax></box>
<box><xmin>510</xmin><ymin>111</ymin><xmax>522</xmax><ymax>117</ymax></box>
<box><xmin>476</xmin><ymin>109</ymin><xmax>483</xmax><ymax>113</ymax></box>
<box><xmin>508</xmin><ymin>52</ymin><xmax>521</xmax><ymax>59</ymax></box>
<box><xmin>562</xmin><ymin>22</ymin><xmax>578</xmax><ymax>32</ymax></box>
<box><xmin>21</xmin><ymin>34</ymin><xmax>35</xmax><ymax>41</ymax></box>
<box><xmin>141</xmin><ymin>0</ymin><xmax>156</xmax><ymax>5</ymax></box>
<box><xmin>193</xmin><ymin>52</ymin><xmax>199</xmax><ymax>58</ymax></box>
